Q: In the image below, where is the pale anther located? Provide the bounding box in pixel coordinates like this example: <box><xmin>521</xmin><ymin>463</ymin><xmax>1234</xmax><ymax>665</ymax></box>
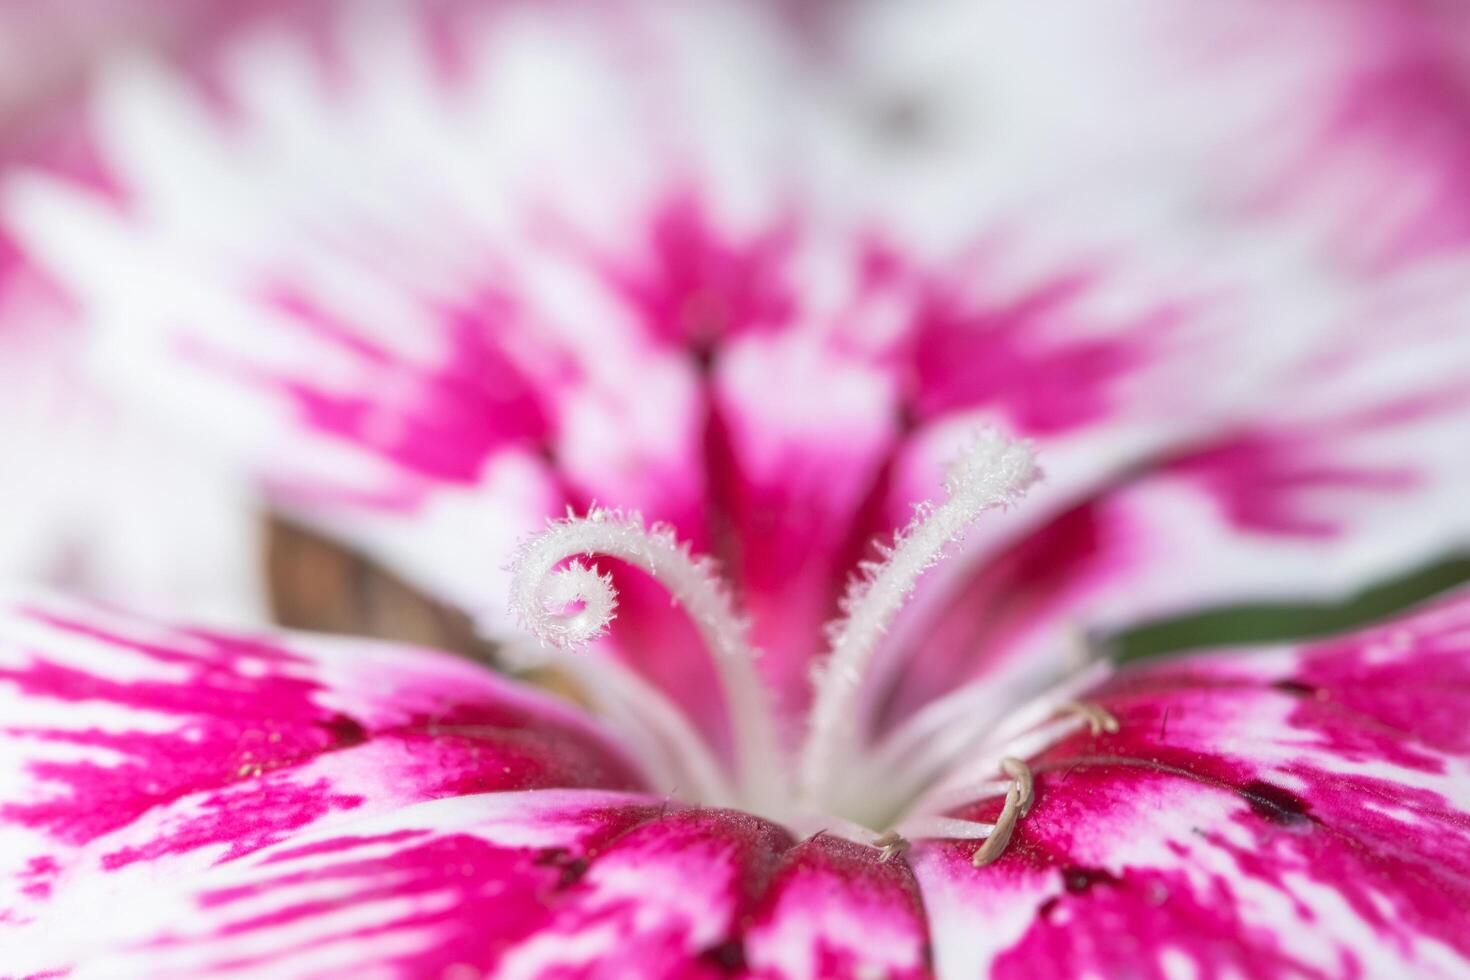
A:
<box><xmin>972</xmin><ymin>757</ymin><xmax>1034</xmax><ymax>868</ymax></box>
<box><xmin>873</xmin><ymin>830</ymin><xmax>909</xmax><ymax>863</ymax></box>
<box><xmin>1056</xmin><ymin>701</ymin><xmax>1120</xmax><ymax>737</ymax></box>
<box><xmin>1001</xmin><ymin>756</ymin><xmax>1034</xmax><ymax>816</ymax></box>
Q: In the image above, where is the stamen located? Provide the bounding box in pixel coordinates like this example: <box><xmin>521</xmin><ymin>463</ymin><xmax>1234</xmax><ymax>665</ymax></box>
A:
<box><xmin>798</xmin><ymin>431</ymin><xmax>1039</xmax><ymax>807</ymax></box>
<box><xmin>971</xmin><ymin>758</ymin><xmax>1032</xmax><ymax>868</ymax></box>
<box><xmin>510</xmin><ymin>508</ymin><xmax>786</xmax><ymax>811</ymax></box>
<box><xmin>887</xmin><ymin>690</ymin><xmax>1119</xmax><ymax>870</ymax></box>
<box><xmin>1002</xmin><ymin>756</ymin><xmax>1035</xmax><ymax>815</ymax></box>
<box><xmin>1055</xmin><ymin>701</ymin><xmax>1120</xmax><ymax>736</ymax></box>
<box><xmin>510</xmin><ymin>642</ymin><xmax>738</xmax><ymax>805</ymax></box>
<box><xmin>872</xmin><ymin>830</ymin><xmax>909</xmax><ymax>863</ymax></box>
<box><xmin>850</xmin><ymin>659</ymin><xmax>1116</xmax><ymax>826</ymax></box>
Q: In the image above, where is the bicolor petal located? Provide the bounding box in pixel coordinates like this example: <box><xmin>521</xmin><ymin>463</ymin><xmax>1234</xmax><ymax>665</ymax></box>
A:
<box><xmin>9</xmin><ymin>591</ymin><xmax>1470</xmax><ymax>977</ymax></box>
<box><xmin>837</xmin><ymin>0</ymin><xmax>1470</xmax><ymax>276</ymax></box>
<box><xmin>0</xmin><ymin>595</ymin><xmax>648</xmax><ymax>972</ymax></box>
<box><xmin>2</xmin><ymin>0</ymin><xmax>1353</xmax><ymax>740</ymax></box>
<box><xmin>912</xmin><ymin>590</ymin><xmax>1470</xmax><ymax>978</ymax></box>
<box><xmin>14</xmin><ymin>787</ymin><xmax>942</xmax><ymax>980</ymax></box>
<box><xmin>872</xmin><ymin>268</ymin><xmax>1470</xmax><ymax>741</ymax></box>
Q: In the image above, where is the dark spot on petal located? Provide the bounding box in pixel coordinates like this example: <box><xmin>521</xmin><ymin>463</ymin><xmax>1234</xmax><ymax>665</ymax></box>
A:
<box><xmin>699</xmin><ymin>939</ymin><xmax>746</xmax><ymax>972</ymax></box>
<box><xmin>689</xmin><ymin>335</ymin><xmax>718</xmax><ymax>373</ymax></box>
<box><xmin>532</xmin><ymin>846</ymin><xmax>590</xmax><ymax>887</ymax></box>
<box><xmin>1038</xmin><ymin>896</ymin><xmax>1060</xmax><ymax>921</ymax></box>
<box><xmin>921</xmin><ymin>941</ymin><xmax>935</xmax><ymax>970</ymax></box>
<box><xmin>1271</xmin><ymin>679</ymin><xmax>1319</xmax><ymax>698</ymax></box>
<box><xmin>1061</xmin><ymin>865</ymin><xmax>1120</xmax><ymax>894</ymax></box>
<box><xmin>554</xmin><ymin>857</ymin><xmax>589</xmax><ymax>887</ymax></box>
<box><xmin>1240</xmin><ymin>779</ymin><xmax>1313</xmax><ymax>827</ymax></box>
<box><xmin>320</xmin><ymin>714</ymin><xmax>368</xmax><ymax>749</ymax></box>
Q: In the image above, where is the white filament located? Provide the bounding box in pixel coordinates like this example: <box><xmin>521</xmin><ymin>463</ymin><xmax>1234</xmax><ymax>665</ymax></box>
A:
<box><xmin>546</xmin><ymin>648</ymin><xmax>739</xmax><ymax>806</ymax></box>
<box><xmin>877</xmin><ymin>699</ymin><xmax>1123</xmax><ymax>868</ymax></box>
<box><xmin>797</xmin><ymin>431</ymin><xmax>1040</xmax><ymax>806</ymax></box>
<box><xmin>845</xmin><ymin>658</ymin><xmax>1115</xmax><ymax>823</ymax></box>
<box><xmin>509</xmin><ymin>508</ymin><xmax>787</xmax><ymax>812</ymax></box>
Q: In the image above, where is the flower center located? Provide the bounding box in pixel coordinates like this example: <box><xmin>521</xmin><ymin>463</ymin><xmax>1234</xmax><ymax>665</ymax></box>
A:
<box><xmin>509</xmin><ymin>431</ymin><xmax>1084</xmax><ymax>862</ymax></box>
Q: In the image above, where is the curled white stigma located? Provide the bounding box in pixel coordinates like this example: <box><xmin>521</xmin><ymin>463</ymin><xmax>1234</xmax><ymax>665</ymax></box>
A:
<box><xmin>509</xmin><ymin>508</ymin><xmax>787</xmax><ymax>812</ymax></box>
<box><xmin>515</xmin><ymin>556</ymin><xmax>618</xmax><ymax>649</ymax></box>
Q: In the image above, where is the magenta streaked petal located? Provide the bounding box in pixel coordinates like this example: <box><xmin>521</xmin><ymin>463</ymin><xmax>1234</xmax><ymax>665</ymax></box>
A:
<box><xmin>16</xmin><ymin>793</ymin><xmax>804</xmax><ymax>978</ymax></box>
<box><xmin>845</xmin><ymin>0</ymin><xmax>1470</xmax><ymax>276</ymax></box>
<box><xmin>587</xmin><ymin>190</ymin><xmax>799</xmax><ymax>348</ymax></box>
<box><xmin>744</xmin><ymin>832</ymin><xmax>932</xmax><ymax>980</ymax></box>
<box><xmin>490</xmin><ymin>806</ymin><xmax>795</xmax><ymax>977</ymax></box>
<box><xmin>877</xmin><ymin>275</ymin><xmax>1470</xmax><ymax>734</ymax></box>
<box><xmin>12</xmin><ymin>788</ymin><xmax>940</xmax><ymax>979</ymax></box>
<box><xmin>9</xmin><ymin>790</ymin><xmax>667</xmax><ymax>978</ymax></box>
<box><xmin>16</xmin><ymin>0</ymin><xmax>1470</xmax><ymax>777</ymax></box>
<box><xmin>913</xmin><ymin>591</ymin><xmax>1470</xmax><ymax>978</ymax></box>
<box><xmin>0</xmin><ymin>597</ymin><xmax>648</xmax><ymax>950</ymax></box>
<box><xmin>1053</xmin><ymin>285</ymin><xmax>1470</xmax><ymax>631</ymax></box>
<box><xmin>1189</xmin><ymin>0</ymin><xmax>1470</xmax><ymax>273</ymax></box>
<box><xmin>706</xmin><ymin>331</ymin><xmax>899</xmax><ymax>723</ymax></box>
<box><xmin>7</xmin><ymin>595</ymin><xmax>1470</xmax><ymax>976</ymax></box>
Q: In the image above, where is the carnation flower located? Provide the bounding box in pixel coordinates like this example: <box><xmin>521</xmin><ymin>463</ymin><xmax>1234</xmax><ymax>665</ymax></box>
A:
<box><xmin>3</xmin><ymin>0</ymin><xmax>1469</xmax><ymax>976</ymax></box>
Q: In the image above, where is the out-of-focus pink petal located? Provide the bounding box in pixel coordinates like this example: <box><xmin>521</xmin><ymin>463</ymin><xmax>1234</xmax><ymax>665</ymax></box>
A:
<box><xmin>876</xmin><ymin>272</ymin><xmax>1470</xmax><ymax>733</ymax></box>
<box><xmin>0</xmin><ymin>595</ymin><xmax>648</xmax><ymax>970</ymax></box>
<box><xmin>913</xmin><ymin>591</ymin><xmax>1470</xmax><ymax>978</ymax></box>
<box><xmin>0</xmin><ymin>235</ymin><xmax>261</xmax><ymax>619</ymax></box>
<box><xmin>840</xmin><ymin>0</ymin><xmax>1470</xmax><ymax>278</ymax></box>
<box><xmin>2</xmin><ymin>2</ymin><xmax>821</xmax><ymax>739</ymax></box>
<box><xmin>1167</xmin><ymin>0</ymin><xmax>1470</xmax><ymax>274</ymax></box>
<box><xmin>0</xmin><ymin>0</ymin><xmax>331</xmax><ymax>621</ymax></box>
<box><xmin>6</xmin><ymin>0</ymin><xmax>1391</xmax><ymax>741</ymax></box>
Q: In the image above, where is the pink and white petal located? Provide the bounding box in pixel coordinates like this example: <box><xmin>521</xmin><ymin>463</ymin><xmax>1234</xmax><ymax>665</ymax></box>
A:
<box><xmin>704</xmin><ymin>330</ymin><xmax>900</xmax><ymax>725</ymax></box>
<box><xmin>987</xmin><ymin>276</ymin><xmax>1470</xmax><ymax>651</ymax></box>
<box><xmin>0</xmin><ymin>596</ymin><xmax>649</xmax><ymax>953</ymax></box>
<box><xmin>913</xmin><ymin>590</ymin><xmax>1470</xmax><ymax>978</ymax></box>
<box><xmin>874</xmin><ymin>269</ymin><xmax>1470</xmax><ymax>739</ymax></box>
<box><xmin>3</xmin><ymin>0</ymin><xmax>813</xmax><ymax>511</ymax></box>
<box><xmin>26</xmin><ymin>793</ymin><xmax>805</xmax><ymax>979</ymax></box>
<box><xmin>1</xmin><ymin>0</ymin><xmax>825</xmax><ymax>720</ymax></box>
<box><xmin>836</xmin><ymin>0</ymin><xmax>1470</xmax><ymax>277</ymax></box>
<box><xmin>10</xmin><ymin>790</ymin><xmax>668</xmax><ymax>978</ymax></box>
<box><xmin>853</xmin><ymin>187</ymin><xmax>1337</xmax><ymax>509</ymax></box>
<box><xmin>840</xmin><ymin>202</ymin><xmax>1339</xmax><ymax>737</ymax></box>
<box><xmin>1153</xmin><ymin>0</ymin><xmax>1470</xmax><ymax>275</ymax></box>
<box><xmin>490</xmin><ymin>806</ymin><xmax>796</xmax><ymax>978</ymax></box>
<box><xmin>743</xmin><ymin>832</ymin><xmax>932</xmax><ymax>980</ymax></box>
<box><xmin>17</xmin><ymin>789</ymin><xmax>938</xmax><ymax>980</ymax></box>
<box><xmin>0</xmin><ymin>238</ymin><xmax>262</xmax><ymax>620</ymax></box>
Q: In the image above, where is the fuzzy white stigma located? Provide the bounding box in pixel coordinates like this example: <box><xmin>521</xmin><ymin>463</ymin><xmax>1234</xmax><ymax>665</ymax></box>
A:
<box><xmin>798</xmin><ymin>431</ymin><xmax>1040</xmax><ymax>807</ymax></box>
<box><xmin>509</xmin><ymin>507</ymin><xmax>787</xmax><ymax>812</ymax></box>
<box><xmin>514</xmin><ymin>556</ymin><xmax>619</xmax><ymax>649</ymax></box>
